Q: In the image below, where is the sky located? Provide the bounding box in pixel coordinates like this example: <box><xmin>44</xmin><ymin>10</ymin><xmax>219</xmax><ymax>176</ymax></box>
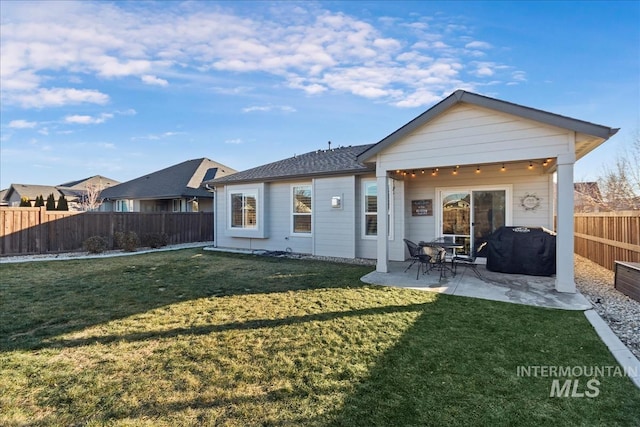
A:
<box><xmin>1</xmin><ymin>0</ymin><xmax>638</xmax><ymax>189</ymax></box>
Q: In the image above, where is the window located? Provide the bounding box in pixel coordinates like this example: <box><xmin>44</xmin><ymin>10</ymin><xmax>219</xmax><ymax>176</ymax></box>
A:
<box><xmin>362</xmin><ymin>179</ymin><xmax>394</xmax><ymax>239</ymax></box>
<box><xmin>230</xmin><ymin>192</ymin><xmax>257</xmax><ymax>229</ymax></box>
<box><xmin>292</xmin><ymin>185</ymin><xmax>312</xmax><ymax>234</ymax></box>
<box><xmin>364</xmin><ymin>181</ymin><xmax>377</xmax><ymax>236</ymax></box>
<box><xmin>226</xmin><ymin>184</ymin><xmax>265</xmax><ymax>238</ymax></box>
<box><xmin>172</xmin><ymin>199</ymin><xmax>182</xmax><ymax>212</ymax></box>
<box><xmin>115</xmin><ymin>199</ymin><xmax>133</xmax><ymax>212</ymax></box>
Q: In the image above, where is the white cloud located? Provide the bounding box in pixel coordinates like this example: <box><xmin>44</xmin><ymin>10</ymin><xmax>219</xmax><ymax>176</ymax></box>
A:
<box><xmin>131</xmin><ymin>131</ymin><xmax>184</xmax><ymax>141</ymax></box>
<box><xmin>8</xmin><ymin>88</ymin><xmax>109</xmax><ymax>108</ymax></box>
<box><xmin>225</xmin><ymin>138</ymin><xmax>243</xmax><ymax>144</ymax></box>
<box><xmin>141</xmin><ymin>75</ymin><xmax>168</xmax><ymax>86</ymax></box>
<box><xmin>475</xmin><ymin>66</ymin><xmax>494</xmax><ymax>77</ymax></box>
<box><xmin>64</xmin><ymin>113</ymin><xmax>113</xmax><ymax>124</ymax></box>
<box><xmin>0</xmin><ymin>2</ymin><xmax>521</xmax><ymax>109</ymax></box>
<box><xmin>512</xmin><ymin>70</ymin><xmax>527</xmax><ymax>82</ymax></box>
<box><xmin>211</xmin><ymin>86</ymin><xmax>253</xmax><ymax>95</ymax></box>
<box><xmin>242</xmin><ymin>105</ymin><xmax>296</xmax><ymax>113</ymax></box>
<box><xmin>8</xmin><ymin>119</ymin><xmax>37</xmax><ymax>129</ymax></box>
<box><xmin>465</xmin><ymin>41</ymin><xmax>492</xmax><ymax>50</ymax></box>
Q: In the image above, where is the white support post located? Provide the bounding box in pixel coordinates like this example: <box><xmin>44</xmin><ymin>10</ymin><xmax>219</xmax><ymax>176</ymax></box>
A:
<box><xmin>376</xmin><ymin>173</ymin><xmax>389</xmax><ymax>273</ymax></box>
<box><xmin>555</xmin><ymin>155</ymin><xmax>576</xmax><ymax>293</ymax></box>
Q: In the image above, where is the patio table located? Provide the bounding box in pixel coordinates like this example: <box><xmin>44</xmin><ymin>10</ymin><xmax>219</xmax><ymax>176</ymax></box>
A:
<box><xmin>418</xmin><ymin>241</ymin><xmax>463</xmax><ymax>278</ymax></box>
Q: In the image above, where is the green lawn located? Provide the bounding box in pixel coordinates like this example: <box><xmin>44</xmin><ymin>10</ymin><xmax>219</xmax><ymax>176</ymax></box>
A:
<box><xmin>1</xmin><ymin>249</ymin><xmax>639</xmax><ymax>426</ymax></box>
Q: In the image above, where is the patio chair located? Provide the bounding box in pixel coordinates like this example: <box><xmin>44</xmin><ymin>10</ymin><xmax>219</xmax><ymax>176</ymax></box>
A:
<box><xmin>403</xmin><ymin>239</ymin><xmax>432</xmax><ymax>279</ymax></box>
<box><xmin>421</xmin><ymin>244</ymin><xmax>448</xmax><ymax>280</ymax></box>
<box><xmin>452</xmin><ymin>242</ymin><xmax>487</xmax><ymax>279</ymax></box>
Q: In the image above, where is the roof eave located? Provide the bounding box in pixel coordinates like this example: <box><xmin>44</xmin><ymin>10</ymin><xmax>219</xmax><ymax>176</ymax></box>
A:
<box><xmin>209</xmin><ymin>167</ymin><xmax>375</xmax><ymax>187</ymax></box>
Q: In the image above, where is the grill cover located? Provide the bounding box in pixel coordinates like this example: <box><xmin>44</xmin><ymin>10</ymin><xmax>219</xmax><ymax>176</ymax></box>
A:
<box><xmin>486</xmin><ymin>226</ymin><xmax>556</xmax><ymax>276</ymax></box>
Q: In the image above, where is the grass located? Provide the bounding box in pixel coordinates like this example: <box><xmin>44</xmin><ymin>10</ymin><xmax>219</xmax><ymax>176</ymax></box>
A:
<box><xmin>1</xmin><ymin>249</ymin><xmax>639</xmax><ymax>426</ymax></box>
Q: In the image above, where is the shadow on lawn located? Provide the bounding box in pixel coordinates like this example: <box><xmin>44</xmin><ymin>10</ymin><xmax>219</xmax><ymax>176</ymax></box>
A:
<box><xmin>35</xmin><ymin>303</ymin><xmax>432</xmax><ymax>350</ymax></box>
<box><xmin>0</xmin><ymin>250</ymin><xmax>374</xmax><ymax>352</ymax></box>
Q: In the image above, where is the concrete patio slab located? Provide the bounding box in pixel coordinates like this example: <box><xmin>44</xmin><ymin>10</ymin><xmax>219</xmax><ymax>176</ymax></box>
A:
<box><xmin>360</xmin><ymin>261</ymin><xmax>592</xmax><ymax>310</ymax></box>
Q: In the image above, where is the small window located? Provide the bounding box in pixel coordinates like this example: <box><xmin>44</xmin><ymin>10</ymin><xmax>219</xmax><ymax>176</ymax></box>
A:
<box><xmin>116</xmin><ymin>200</ymin><xmax>133</xmax><ymax>212</ymax></box>
<box><xmin>292</xmin><ymin>185</ymin><xmax>312</xmax><ymax>234</ymax></box>
<box><xmin>230</xmin><ymin>192</ymin><xmax>257</xmax><ymax>229</ymax></box>
<box><xmin>362</xmin><ymin>180</ymin><xmax>394</xmax><ymax>240</ymax></box>
<box><xmin>363</xmin><ymin>181</ymin><xmax>377</xmax><ymax>236</ymax></box>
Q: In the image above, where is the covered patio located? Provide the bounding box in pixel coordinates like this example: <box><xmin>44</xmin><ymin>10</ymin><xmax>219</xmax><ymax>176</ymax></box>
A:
<box><xmin>356</xmin><ymin>90</ymin><xmax>619</xmax><ymax>294</ymax></box>
<box><xmin>361</xmin><ymin>261</ymin><xmax>591</xmax><ymax>310</ymax></box>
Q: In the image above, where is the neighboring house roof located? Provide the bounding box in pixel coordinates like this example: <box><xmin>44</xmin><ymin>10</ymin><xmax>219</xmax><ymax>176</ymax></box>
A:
<box><xmin>208</xmin><ymin>144</ymin><xmax>376</xmax><ymax>185</ymax></box>
<box><xmin>4</xmin><ymin>184</ymin><xmax>63</xmax><ymax>201</ymax></box>
<box><xmin>59</xmin><ymin>175</ymin><xmax>120</xmax><ymax>189</ymax></box>
<box><xmin>357</xmin><ymin>89</ymin><xmax>619</xmax><ymax>163</ymax></box>
<box><xmin>100</xmin><ymin>158</ymin><xmax>236</xmax><ymax>200</ymax></box>
<box><xmin>0</xmin><ymin>188</ymin><xmax>10</xmax><ymax>205</ymax></box>
<box><xmin>2</xmin><ymin>175</ymin><xmax>121</xmax><ymax>205</ymax></box>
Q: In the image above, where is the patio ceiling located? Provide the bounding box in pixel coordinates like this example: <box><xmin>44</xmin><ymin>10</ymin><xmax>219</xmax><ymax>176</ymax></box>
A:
<box><xmin>390</xmin><ymin>158</ymin><xmax>557</xmax><ymax>178</ymax></box>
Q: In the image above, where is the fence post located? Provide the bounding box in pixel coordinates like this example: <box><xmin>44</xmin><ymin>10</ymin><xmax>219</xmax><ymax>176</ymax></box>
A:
<box><xmin>108</xmin><ymin>211</ymin><xmax>115</xmax><ymax>249</ymax></box>
<box><xmin>38</xmin><ymin>206</ymin><xmax>46</xmax><ymax>254</ymax></box>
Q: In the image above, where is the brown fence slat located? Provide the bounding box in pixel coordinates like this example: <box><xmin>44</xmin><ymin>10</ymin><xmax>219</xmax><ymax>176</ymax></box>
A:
<box><xmin>575</xmin><ymin>211</ymin><xmax>640</xmax><ymax>270</ymax></box>
<box><xmin>0</xmin><ymin>208</ymin><xmax>214</xmax><ymax>256</ymax></box>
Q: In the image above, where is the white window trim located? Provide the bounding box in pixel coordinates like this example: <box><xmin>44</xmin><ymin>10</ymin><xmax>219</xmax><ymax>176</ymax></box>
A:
<box><xmin>228</xmin><ymin>191</ymin><xmax>258</xmax><ymax>229</ymax></box>
<box><xmin>362</xmin><ymin>180</ymin><xmax>377</xmax><ymax>240</ymax></box>
<box><xmin>225</xmin><ymin>183</ymin><xmax>266</xmax><ymax>239</ymax></box>
<box><xmin>362</xmin><ymin>179</ymin><xmax>394</xmax><ymax>240</ymax></box>
<box><xmin>291</xmin><ymin>183</ymin><xmax>312</xmax><ymax>236</ymax></box>
<box><xmin>435</xmin><ymin>184</ymin><xmax>512</xmax><ymax>242</ymax></box>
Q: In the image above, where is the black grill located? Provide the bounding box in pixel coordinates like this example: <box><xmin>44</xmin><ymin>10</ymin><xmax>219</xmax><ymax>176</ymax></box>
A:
<box><xmin>486</xmin><ymin>226</ymin><xmax>556</xmax><ymax>276</ymax></box>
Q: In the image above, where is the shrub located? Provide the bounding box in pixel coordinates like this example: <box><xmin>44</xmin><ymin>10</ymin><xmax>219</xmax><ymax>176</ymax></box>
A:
<box><xmin>142</xmin><ymin>232</ymin><xmax>169</xmax><ymax>249</ymax></box>
<box><xmin>83</xmin><ymin>236</ymin><xmax>108</xmax><ymax>254</ymax></box>
<box><xmin>114</xmin><ymin>231</ymin><xmax>139</xmax><ymax>252</ymax></box>
<box><xmin>34</xmin><ymin>195</ymin><xmax>44</xmax><ymax>207</ymax></box>
<box><xmin>57</xmin><ymin>195</ymin><xmax>69</xmax><ymax>211</ymax></box>
<box><xmin>45</xmin><ymin>193</ymin><xmax>56</xmax><ymax>210</ymax></box>
<box><xmin>19</xmin><ymin>197</ymin><xmax>32</xmax><ymax>207</ymax></box>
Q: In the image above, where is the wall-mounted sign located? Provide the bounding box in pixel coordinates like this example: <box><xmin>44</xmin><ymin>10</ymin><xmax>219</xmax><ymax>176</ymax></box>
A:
<box><xmin>520</xmin><ymin>193</ymin><xmax>541</xmax><ymax>211</ymax></box>
<box><xmin>412</xmin><ymin>199</ymin><xmax>433</xmax><ymax>216</ymax></box>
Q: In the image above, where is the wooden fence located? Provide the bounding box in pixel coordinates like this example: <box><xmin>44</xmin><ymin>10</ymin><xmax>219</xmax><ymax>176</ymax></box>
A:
<box><xmin>574</xmin><ymin>211</ymin><xmax>640</xmax><ymax>270</ymax></box>
<box><xmin>0</xmin><ymin>207</ymin><xmax>214</xmax><ymax>256</ymax></box>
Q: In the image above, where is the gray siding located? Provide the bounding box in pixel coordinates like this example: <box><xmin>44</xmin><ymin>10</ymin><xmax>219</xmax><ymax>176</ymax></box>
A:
<box><xmin>313</xmin><ymin>176</ymin><xmax>356</xmax><ymax>258</ymax></box>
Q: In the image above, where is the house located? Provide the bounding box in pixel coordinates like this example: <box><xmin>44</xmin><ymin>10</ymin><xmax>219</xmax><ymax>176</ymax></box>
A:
<box><xmin>208</xmin><ymin>90</ymin><xmax>618</xmax><ymax>293</ymax></box>
<box><xmin>100</xmin><ymin>158</ymin><xmax>236</xmax><ymax>212</ymax></box>
<box><xmin>2</xmin><ymin>175</ymin><xmax>119</xmax><ymax>210</ymax></box>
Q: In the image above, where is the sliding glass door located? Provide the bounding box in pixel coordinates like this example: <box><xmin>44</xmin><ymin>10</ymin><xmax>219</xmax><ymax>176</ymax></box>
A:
<box><xmin>440</xmin><ymin>187</ymin><xmax>508</xmax><ymax>256</ymax></box>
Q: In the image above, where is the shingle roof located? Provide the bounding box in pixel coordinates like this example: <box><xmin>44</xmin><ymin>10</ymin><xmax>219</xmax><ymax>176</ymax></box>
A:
<box><xmin>59</xmin><ymin>175</ymin><xmax>120</xmax><ymax>189</ymax></box>
<box><xmin>5</xmin><ymin>184</ymin><xmax>62</xmax><ymax>200</ymax></box>
<box><xmin>100</xmin><ymin>158</ymin><xmax>236</xmax><ymax>200</ymax></box>
<box><xmin>208</xmin><ymin>144</ymin><xmax>375</xmax><ymax>185</ymax></box>
<box><xmin>357</xmin><ymin>89</ymin><xmax>619</xmax><ymax>162</ymax></box>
